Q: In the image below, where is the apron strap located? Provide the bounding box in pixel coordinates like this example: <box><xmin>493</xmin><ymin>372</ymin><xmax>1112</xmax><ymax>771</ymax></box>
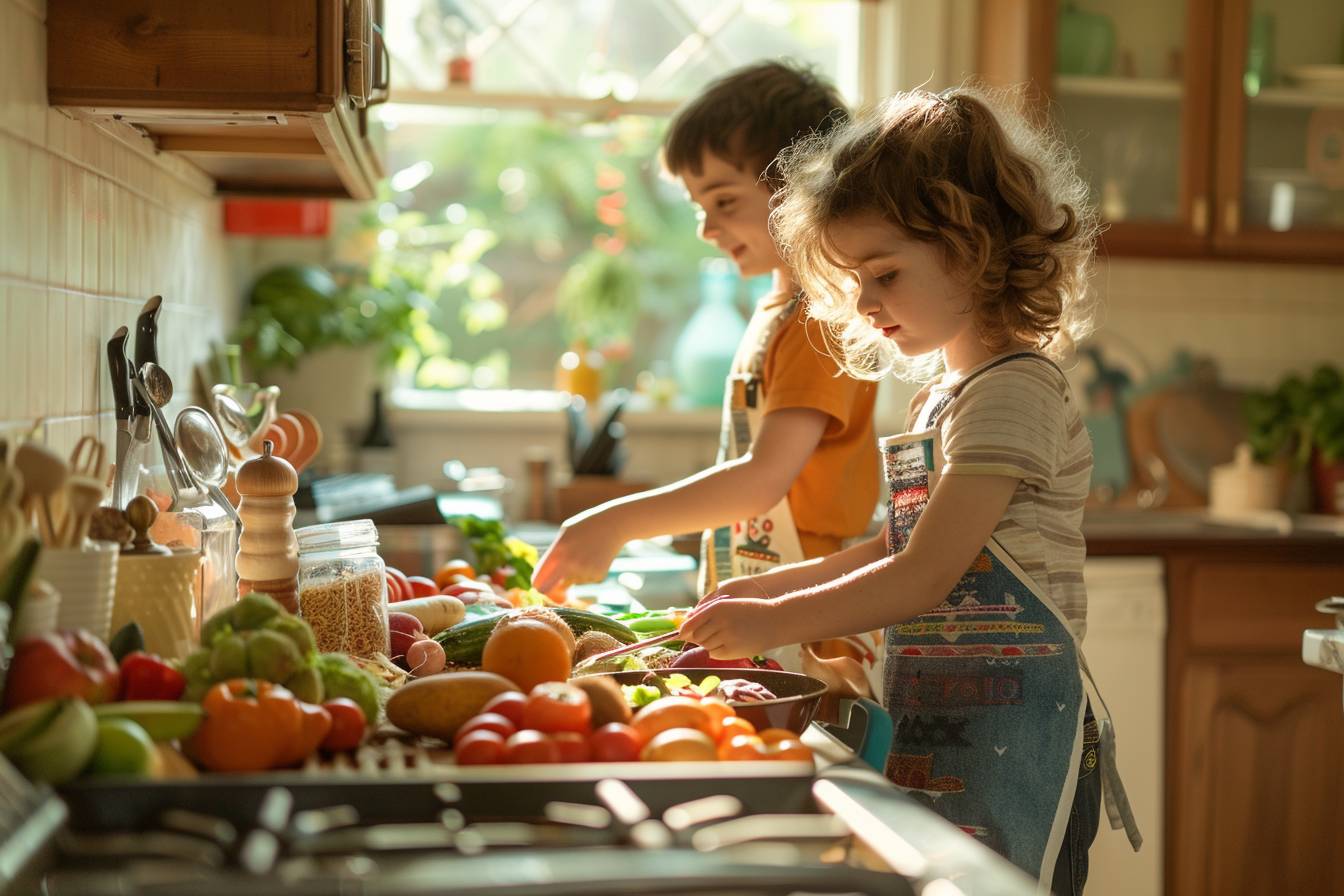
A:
<box><xmin>1078</xmin><ymin>651</ymin><xmax>1144</xmax><ymax>852</ymax></box>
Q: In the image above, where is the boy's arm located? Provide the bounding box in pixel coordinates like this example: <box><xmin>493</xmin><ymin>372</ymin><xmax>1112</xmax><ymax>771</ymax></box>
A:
<box><xmin>681</xmin><ymin>472</ymin><xmax>1020</xmax><ymax>656</ymax></box>
<box><xmin>707</xmin><ymin>527</ymin><xmax>888</xmax><ymax>602</ymax></box>
<box><xmin>532</xmin><ymin>407</ymin><xmax>830</xmax><ymax>593</ymax></box>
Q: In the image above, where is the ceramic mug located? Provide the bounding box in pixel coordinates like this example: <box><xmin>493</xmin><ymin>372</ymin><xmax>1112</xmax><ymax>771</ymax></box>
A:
<box><xmin>37</xmin><ymin>540</ymin><xmax>119</xmax><ymax>641</ymax></box>
<box><xmin>111</xmin><ymin>550</ymin><xmax>203</xmax><ymax>661</ymax></box>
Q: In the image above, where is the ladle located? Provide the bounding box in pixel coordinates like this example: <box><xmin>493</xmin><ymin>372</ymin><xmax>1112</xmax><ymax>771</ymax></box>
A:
<box><xmin>133</xmin><ymin>362</ymin><xmax>199</xmax><ymax>502</ymax></box>
<box><xmin>174</xmin><ymin>407</ymin><xmax>241</xmax><ymax>525</ymax></box>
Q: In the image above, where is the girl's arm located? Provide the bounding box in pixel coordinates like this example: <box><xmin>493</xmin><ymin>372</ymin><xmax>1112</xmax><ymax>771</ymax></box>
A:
<box><xmin>681</xmin><ymin>472</ymin><xmax>1020</xmax><ymax>657</ymax></box>
<box><xmin>709</xmin><ymin>527</ymin><xmax>889</xmax><ymax>601</ymax></box>
<box><xmin>532</xmin><ymin>407</ymin><xmax>829</xmax><ymax>593</ymax></box>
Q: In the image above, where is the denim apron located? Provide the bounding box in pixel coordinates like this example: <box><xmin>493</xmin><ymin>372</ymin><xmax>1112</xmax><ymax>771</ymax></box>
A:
<box><xmin>880</xmin><ymin>352</ymin><xmax>1140</xmax><ymax>888</ymax></box>
<box><xmin>699</xmin><ymin>295</ymin><xmax>882</xmax><ymax>691</ymax></box>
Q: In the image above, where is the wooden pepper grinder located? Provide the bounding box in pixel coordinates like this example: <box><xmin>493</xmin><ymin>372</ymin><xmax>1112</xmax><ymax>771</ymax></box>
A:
<box><xmin>234</xmin><ymin>439</ymin><xmax>300</xmax><ymax>612</ymax></box>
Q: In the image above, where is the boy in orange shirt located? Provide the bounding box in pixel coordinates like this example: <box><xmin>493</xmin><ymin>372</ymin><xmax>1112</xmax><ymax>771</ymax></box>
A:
<box><xmin>534</xmin><ymin>60</ymin><xmax>880</xmax><ymax>687</ymax></box>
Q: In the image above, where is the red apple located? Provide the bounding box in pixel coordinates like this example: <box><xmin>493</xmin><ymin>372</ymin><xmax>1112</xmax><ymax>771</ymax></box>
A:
<box><xmin>3</xmin><ymin>630</ymin><xmax>121</xmax><ymax>709</ymax></box>
<box><xmin>404</xmin><ymin>576</ymin><xmax>439</xmax><ymax>598</ymax></box>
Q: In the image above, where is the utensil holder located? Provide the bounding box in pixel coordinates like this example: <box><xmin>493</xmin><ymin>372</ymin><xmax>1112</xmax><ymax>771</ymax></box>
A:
<box><xmin>111</xmin><ymin>550</ymin><xmax>203</xmax><ymax>661</ymax></box>
<box><xmin>12</xmin><ymin>580</ymin><xmax>59</xmax><ymax>639</ymax></box>
<box><xmin>36</xmin><ymin>541</ymin><xmax>119</xmax><ymax>640</ymax></box>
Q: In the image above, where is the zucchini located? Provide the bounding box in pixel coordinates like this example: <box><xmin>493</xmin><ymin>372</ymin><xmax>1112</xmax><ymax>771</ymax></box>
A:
<box><xmin>434</xmin><ymin>607</ymin><xmax>637</xmax><ymax>666</ymax></box>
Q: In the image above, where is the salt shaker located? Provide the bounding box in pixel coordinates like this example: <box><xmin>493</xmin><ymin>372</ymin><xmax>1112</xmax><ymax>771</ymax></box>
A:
<box><xmin>235</xmin><ymin>440</ymin><xmax>300</xmax><ymax>612</ymax></box>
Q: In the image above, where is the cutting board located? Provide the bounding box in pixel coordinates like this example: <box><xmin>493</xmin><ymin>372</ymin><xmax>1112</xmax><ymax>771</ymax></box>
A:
<box><xmin>1125</xmin><ymin>382</ymin><xmax>1247</xmax><ymax>507</ymax></box>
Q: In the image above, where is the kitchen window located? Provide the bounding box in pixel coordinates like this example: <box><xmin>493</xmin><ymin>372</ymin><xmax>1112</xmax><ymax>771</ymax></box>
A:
<box><xmin>354</xmin><ymin>0</ymin><xmax>892</xmax><ymax>397</ymax></box>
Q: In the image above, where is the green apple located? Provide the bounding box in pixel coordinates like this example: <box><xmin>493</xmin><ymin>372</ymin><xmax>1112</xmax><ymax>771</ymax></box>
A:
<box><xmin>86</xmin><ymin>718</ymin><xmax>155</xmax><ymax>777</ymax></box>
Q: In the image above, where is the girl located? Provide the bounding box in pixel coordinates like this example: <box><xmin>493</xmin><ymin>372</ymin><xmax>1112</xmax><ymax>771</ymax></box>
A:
<box><xmin>679</xmin><ymin>86</ymin><xmax>1140</xmax><ymax>893</ymax></box>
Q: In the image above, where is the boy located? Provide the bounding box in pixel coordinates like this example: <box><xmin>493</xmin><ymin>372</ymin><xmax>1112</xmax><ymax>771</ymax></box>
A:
<box><xmin>534</xmin><ymin>61</ymin><xmax>880</xmax><ymax>683</ymax></box>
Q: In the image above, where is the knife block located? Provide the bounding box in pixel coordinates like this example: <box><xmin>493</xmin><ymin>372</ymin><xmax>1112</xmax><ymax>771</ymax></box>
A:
<box><xmin>550</xmin><ymin>475</ymin><xmax>650</xmax><ymax>524</ymax></box>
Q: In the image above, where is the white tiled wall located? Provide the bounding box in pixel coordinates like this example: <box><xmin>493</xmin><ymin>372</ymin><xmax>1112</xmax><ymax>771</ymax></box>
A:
<box><xmin>0</xmin><ymin>0</ymin><xmax>237</xmax><ymax>457</ymax></box>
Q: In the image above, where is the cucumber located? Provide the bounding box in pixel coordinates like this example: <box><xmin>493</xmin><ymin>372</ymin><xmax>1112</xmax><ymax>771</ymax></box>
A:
<box><xmin>434</xmin><ymin>607</ymin><xmax>637</xmax><ymax>666</ymax></box>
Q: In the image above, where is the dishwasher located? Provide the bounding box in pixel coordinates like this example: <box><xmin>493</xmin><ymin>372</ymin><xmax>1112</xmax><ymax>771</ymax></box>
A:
<box><xmin>1082</xmin><ymin>556</ymin><xmax>1167</xmax><ymax>896</ymax></box>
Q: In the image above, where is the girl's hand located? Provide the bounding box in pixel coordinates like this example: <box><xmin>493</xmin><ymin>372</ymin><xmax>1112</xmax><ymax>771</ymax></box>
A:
<box><xmin>697</xmin><ymin>574</ymin><xmax>772</xmax><ymax>608</ymax></box>
<box><xmin>531</xmin><ymin>516</ymin><xmax>624</xmax><ymax>595</ymax></box>
<box><xmin>680</xmin><ymin>597</ymin><xmax>789</xmax><ymax>659</ymax></box>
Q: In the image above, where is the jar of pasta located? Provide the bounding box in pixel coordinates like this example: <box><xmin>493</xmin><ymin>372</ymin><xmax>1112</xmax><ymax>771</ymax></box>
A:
<box><xmin>295</xmin><ymin>520</ymin><xmax>389</xmax><ymax>659</ymax></box>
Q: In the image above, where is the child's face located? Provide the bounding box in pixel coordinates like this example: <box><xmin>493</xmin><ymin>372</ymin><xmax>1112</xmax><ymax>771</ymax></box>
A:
<box><xmin>681</xmin><ymin>150</ymin><xmax>783</xmax><ymax>279</ymax></box>
<box><xmin>827</xmin><ymin>213</ymin><xmax>981</xmax><ymax>363</ymax></box>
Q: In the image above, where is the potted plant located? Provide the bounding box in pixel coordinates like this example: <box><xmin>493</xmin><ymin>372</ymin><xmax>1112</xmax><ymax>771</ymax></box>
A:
<box><xmin>1243</xmin><ymin>365</ymin><xmax>1344</xmax><ymax>514</ymax></box>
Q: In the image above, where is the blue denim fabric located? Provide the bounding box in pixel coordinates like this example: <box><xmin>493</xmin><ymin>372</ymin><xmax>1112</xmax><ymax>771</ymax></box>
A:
<box><xmin>1050</xmin><ymin>707</ymin><xmax>1102</xmax><ymax>895</ymax></box>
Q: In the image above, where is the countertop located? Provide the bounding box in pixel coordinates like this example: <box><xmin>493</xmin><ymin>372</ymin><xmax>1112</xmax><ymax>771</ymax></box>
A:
<box><xmin>1082</xmin><ymin>508</ymin><xmax>1344</xmax><ymax>555</ymax></box>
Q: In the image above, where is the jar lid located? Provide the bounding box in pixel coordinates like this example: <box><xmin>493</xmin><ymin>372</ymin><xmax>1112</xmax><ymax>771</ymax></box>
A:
<box><xmin>236</xmin><ymin>440</ymin><xmax>298</xmax><ymax>497</ymax></box>
<box><xmin>295</xmin><ymin>519</ymin><xmax>380</xmax><ymax>554</ymax></box>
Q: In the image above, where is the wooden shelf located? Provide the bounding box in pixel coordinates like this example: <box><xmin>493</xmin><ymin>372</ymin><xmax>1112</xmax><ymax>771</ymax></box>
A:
<box><xmin>1249</xmin><ymin>86</ymin><xmax>1344</xmax><ymax>109</ymax></box>
<box><xmin>1054</xmin><ymin>74</ymin><xmax>1182</xmax><ymax>101</ymax></box>
<box><xmin>390</xmin><ymin>87</ymin><xmax>683</xmax><ymax>118</ymax></box>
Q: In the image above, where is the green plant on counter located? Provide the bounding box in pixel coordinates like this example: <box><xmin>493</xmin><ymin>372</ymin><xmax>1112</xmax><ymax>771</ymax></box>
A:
<box><xmin>232</xmin><ymin>262</ymin><xmax>426</xmax><ymax>373</ymax></box>
<box><xmin>1244</xmin><ymin>364</ymin><xmax>1344</xmax><ymax>467</ymax></box>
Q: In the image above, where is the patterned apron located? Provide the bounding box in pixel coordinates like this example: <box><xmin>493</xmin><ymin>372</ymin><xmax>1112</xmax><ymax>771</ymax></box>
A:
<box><xmin>699</xmin><ymin>296</ymin><xmax>882</xmax><ymax>692</ymax></box>
<box><xmin>880</xmin><ymin>352</ymin><xmax>1140</xmax><ymax>888</ymax></box>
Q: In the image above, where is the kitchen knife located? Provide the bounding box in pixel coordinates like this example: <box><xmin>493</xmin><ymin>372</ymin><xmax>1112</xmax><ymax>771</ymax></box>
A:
<box><xmin>121</xmin><ymin>296</ymin><xmax>162</xmax><ymax>508</ymax></box>
<box><xmin>575</xmin><ymin>390</ymin><xmax>628</xmax><ymax>476</ymax></box>
<box><xmin>107</xmin><ymin>326</ymin><xmax>135</xmax><ymax>508</ymax></box>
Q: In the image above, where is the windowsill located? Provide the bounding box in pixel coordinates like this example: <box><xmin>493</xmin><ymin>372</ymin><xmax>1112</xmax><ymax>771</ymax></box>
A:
<box><xmin>388</xmin><ymin>388</ymin><xmax>722</xmax><ymax>431</ymax></box>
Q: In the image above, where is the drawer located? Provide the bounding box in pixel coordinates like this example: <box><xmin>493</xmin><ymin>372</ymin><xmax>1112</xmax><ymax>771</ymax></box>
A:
<box><xmin>1184</xmin><ymin>561</ymin><xmax>1344</xmax><ymax>653</ymax></box>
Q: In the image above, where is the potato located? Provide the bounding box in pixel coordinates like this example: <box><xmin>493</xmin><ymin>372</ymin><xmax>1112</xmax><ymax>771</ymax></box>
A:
<box><xmin>385</xmin><ymin>670</ymin><xmax>516</xmax><ymax>741</ymax></box>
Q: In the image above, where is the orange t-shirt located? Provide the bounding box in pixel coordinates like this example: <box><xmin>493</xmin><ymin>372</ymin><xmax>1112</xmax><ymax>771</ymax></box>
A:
<box><xmin>732</xmin><ymin>295</ymin><xmax>880</xmax><ymax>559</ymax></box>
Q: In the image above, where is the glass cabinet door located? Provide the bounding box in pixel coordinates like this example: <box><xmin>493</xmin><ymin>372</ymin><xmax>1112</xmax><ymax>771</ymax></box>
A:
<box><xmin>1051</xmin><ymin>0</ymin><xmax>1206</xmax><ymax>242</ymax></box>
<box><xmin>1218</xmin><ymin>0</ymin><xmax>1344</xmax><ymax>252</ymax></box>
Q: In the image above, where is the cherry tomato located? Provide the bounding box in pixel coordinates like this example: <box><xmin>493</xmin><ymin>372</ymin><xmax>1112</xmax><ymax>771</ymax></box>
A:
<box><xmin>405</xmin><ymin>575</ymin><xmax>439</xmax><ymax>598</ymax></box>
<box><xmin>480</xmin><ymin>691</ymin><xmax>527</xmax><ymax>728</ymax></box>
<box><xmin>588</xmin><ymin>723</ymin><xmax>642</xmax><ymax>762</ymax></box>
<box><xmin>756</xmin><ymin>728</ymin><xmax>798</xmax><ymax>746</ymax></box>
<box><xmin>490</xmin><ymin>565</ymin><xmax>516</xmax><ymax>588</ymax></box>
<box><xmin>454</xmin><ymin>712</ymin><xmax>517</xmax><ymax>747</ymax></box>
<box><xmin>442</xmin><ymin>582</ymin><xmax>494</xmax><ymax>599</ymax></box>
<box><xmin>717</xmin><ymin>716</ymin><xmax>757</xmax><ymax>743</ymax></box>
<box><xmin>502</xmin><ymin>730</ymin><xmax>560</xmax><ymax>764</ymax></box>
<box><xmin>319</xmin><ymin>698</ymin><xmax>367</xmax><ymax>752</ymax></box>
<box><xmin>696</xmin><ymin>696</ymin><xmax>733</xmax><ymax>740</ymax></box>
<box><xmin>522</xmin><ymin>682</ymin><xmax>591</xmax><ymax>734</ymax></box>
<box><xmin>717</xmin><ymin>733</ymin><xmax>767</xmax><ymax>761</ymax></box>
<box><xmin>765</xmin><ymin>739</ymin><xmax>813</xmax><ymax>763</ymax></box>
<box><xmin>456</xmin><ymin>730</ymin><xmax>506</xmax><ymax>765</ymax></box>
<box><xmin>434</xmin><ymin>560</ymin><xmax>477</xmax><ymax>590</ymax></box>
<box><xmin>385</xmin><ymin>567</ymin><xmax>412</xmax><ymax>603</ymax></box>
<box><xmin>550</xmin><ymin>731</ymin><xmax>591</xmax><ymax>763</ymax></box>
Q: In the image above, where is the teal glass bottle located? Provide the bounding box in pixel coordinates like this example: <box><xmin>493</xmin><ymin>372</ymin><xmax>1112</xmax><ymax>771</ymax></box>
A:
<box><xmin>672</xmin><ymin>259</ymin><xmax>747</xmax><ymax>407</ymax></box>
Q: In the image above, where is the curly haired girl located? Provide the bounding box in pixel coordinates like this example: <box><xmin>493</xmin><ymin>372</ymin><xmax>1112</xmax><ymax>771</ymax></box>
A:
<box><xmin>680</xmin><ymin>86</ymin><xmax>1140</xmax><ymax>892</ymax></box>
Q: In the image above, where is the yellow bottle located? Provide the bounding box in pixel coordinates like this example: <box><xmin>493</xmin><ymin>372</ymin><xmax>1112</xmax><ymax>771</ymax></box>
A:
<box><xmin>555</xmin><ymin>340</ymin><xmax>602</xmax><ymax>404</ymax></box>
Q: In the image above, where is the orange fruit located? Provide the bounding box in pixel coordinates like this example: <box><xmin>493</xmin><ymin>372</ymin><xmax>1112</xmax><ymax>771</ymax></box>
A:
<box><xmin>696</xmin><ymin>696</ymin><xmax>733</xmax><ymax>741</ymax></box>
<box><xmin>433</xmin><ymin>560</ymin><xmax>476</xmax><ymax>590</ymax></box>
<box><xmin>640</xmin><ymin>728</ymin><xmax>718</xmax><ymax>762</ymax></box>
<box><xmin>766</xmin><ymin>739</ymin><xmax>814</xmax><ymax>764</ymax></box>
<box><xmin>495</xmin><ymin>607</ymin><xmax>576</xmax><ymax>654</ymax></box>
<box><xmin>756</xmin><ymin>728</ymin><xmax>798</xmax><ymax>745</ymax></box>
<box><xmin>717</xmin><ymin>733</ymin><xmax>767</xmax><ymax>761</ymax></box>
<box><xmin>717</xmin><ymin>715</ymin><xmax>757</xmax><ymax>743</ymax></box>
<box><xmin>481</xmin><ymin>619</ymin><xmax>572</xmax><ymax>693</ymax></box>
<box><xmin>631</xmin><ymin>697</ymin><xmax>715</xmax><ymax>743</ymax></box>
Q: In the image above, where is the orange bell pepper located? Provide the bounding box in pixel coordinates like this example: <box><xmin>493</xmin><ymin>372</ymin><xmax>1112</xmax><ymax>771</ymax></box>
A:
<box><xmin>187</xmin><ymin>679</ymin><xmax>303</xmax><ymax>773</ymax></box>
<box><xmin>274</xmin><ymin>699</ymin><xmax>332</xmax><ymax>767</ymax></box>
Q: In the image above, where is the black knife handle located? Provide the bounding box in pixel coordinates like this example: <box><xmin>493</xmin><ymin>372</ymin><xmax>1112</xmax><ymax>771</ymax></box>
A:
<box><xmin>131</xmin><ymin>295</ymin><xmax>162</xmax><ymax>417</ymax></box>
<box><xmin>106</xmin><ymin>326</ymin><xmax>132</xmax><ymax>423</ymax></box>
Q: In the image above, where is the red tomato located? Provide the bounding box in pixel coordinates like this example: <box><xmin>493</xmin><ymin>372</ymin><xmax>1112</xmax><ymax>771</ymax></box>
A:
<box><xmin>441</xmin><ymin>582</ymin><xmax>493</xmax><ymax>598</ymax></box>
<box><xmin>433</xmin><ymin>560</ymin><xmax>477</xmax><ymax>590</ymax></box>
<box><xmin>717</xmin><ymin>716</ymin><xmax>757</xmax><ymax>743</ymax></box>
<box><xmin>454</xmin><ymin>712</ymin><xmax>517</xmax><ymax>746</ymax></box>
<box><xmin>588</xmin><ymin>723</ymin><xmax>642</xmax><ymax>762</ymax></box>
<box><xmin>550</xmin><ymin>731</ymin><xmax>591</xmax><ymax>763</ymax></box>
<box><xmin>765</xmin><ymin>739</ymin><xmax>814</xmax><ymax>764</ymax></box>
<box><xmin>502</xmin><ymin>730</ymin><xmax>560</xmax><ymax>764</ymax></box>
<box><xmin>522</xmin><ymin>682</ymin><xmax>591</xmax><ymax>734</ymax></box>
<box><xmin>756</xmin><ymin>728</ymin><xmax>797</xmax><ymax>746</ymax></box>
<box><xmin>717</xmin><ymin>734</ymin><xmax>767</xmax><ymax>761</ymax></box>
<box><xmin>456</xmin><ymin>730</ymin><xmax>506</xmax><ymax>765</ymax></box>
<box><xmin>405</xmin><ymin>576</ymin><xmax>439</xmax><ymax>598</ymax></box>
<box><xmin>385</xmin><ymin>567</ymin><xmax>412</xmax><ymax>603</ymax></box>
<box><xmin>320</xmin><ymin>698</ymin><xmax>367</xmax><ymax>752</ymax></box>
<box><xmin>480</xmin><ymin>691</ymin><xmax>527</xmax><ymax>728</ymax></box>
<box><xmin>489</xmin><ymin>565</ymin><xmax>516</xmax><ymax>588</ymax></box>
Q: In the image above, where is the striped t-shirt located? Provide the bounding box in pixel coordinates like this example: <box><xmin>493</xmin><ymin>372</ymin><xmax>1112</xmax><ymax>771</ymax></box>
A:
<box><xmin>907</xmin><ymin>352</ymin><xmax>1093</xmax><ymax>641</ymax></box>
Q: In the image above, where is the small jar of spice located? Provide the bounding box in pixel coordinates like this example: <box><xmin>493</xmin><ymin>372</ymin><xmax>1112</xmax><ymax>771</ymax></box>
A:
<box><xmin>295</xmin><ymin>520</ymin><xmax>389</xmax><ymax>658</ymax></box>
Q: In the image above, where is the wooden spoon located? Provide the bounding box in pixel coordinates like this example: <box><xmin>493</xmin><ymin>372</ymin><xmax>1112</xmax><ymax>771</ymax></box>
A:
<box><xmin>60</xmin><ymin>475</ymin><xmax>105</xmax><ymax>548</ymax></box>
<box><xmin>14</xmin><ymin>442</ymin><xmax>68</xmax><ymax>545</ymax></box>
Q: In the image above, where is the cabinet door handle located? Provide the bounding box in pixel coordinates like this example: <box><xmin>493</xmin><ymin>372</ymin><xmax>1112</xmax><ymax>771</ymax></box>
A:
<box><xmin>1191</xmin><ymin>195</ymin><xmax>1208</xmax><ymax>236</ymax></box>
<box><xmin>1223</xmin><ymin>198</ymin><xmax>1240</xmax><ymax>235</ymax></box>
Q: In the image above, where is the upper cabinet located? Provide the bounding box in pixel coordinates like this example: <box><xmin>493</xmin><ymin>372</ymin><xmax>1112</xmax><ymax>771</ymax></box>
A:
<box><xmin>47</xmin><ymin>0</ymin><xmax>387</xmax><ymax>199</ymax></box>
<box><xmin>978</xmin><ymin>0</ymin><xmax>1344</xmax><ymax>263</ymax></box>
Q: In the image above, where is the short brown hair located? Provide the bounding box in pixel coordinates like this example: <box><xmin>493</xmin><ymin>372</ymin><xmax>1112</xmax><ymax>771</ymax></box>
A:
<box><xmin>772</xmin><ymin>85</ymin><xmax>1098</xmax><ymax>381</ymax></box>
<box><xmin>661</xmin><ymin>60</ymin><xmax>847</xmax><ymax>191</ymax></box>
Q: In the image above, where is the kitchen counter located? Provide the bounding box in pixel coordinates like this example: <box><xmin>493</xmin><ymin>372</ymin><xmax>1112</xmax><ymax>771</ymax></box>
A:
<box><xmin>1083</xmin><ymin>508</ymin><xmax>1343</xmax><ymax>556</ymax></box>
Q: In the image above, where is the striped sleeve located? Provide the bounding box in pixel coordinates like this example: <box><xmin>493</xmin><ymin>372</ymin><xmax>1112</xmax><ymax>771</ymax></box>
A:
<box><xmin>938</xmin><ymin>363</ymin><xmax>1069</xmax><ymax>490</ymax></box>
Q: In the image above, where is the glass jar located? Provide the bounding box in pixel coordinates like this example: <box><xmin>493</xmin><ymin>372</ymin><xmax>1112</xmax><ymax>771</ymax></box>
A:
<box><xmin>295</xmin><ymin>520</ymin><xmax>388</xmax><ymax>658</ymax></box>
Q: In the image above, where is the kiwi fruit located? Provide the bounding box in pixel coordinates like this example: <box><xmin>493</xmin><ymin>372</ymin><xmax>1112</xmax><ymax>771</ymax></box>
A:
<box><xmin>569</xmin><ymin>674</ymin><xmax>632</xmax><ymax>727</ymax></box>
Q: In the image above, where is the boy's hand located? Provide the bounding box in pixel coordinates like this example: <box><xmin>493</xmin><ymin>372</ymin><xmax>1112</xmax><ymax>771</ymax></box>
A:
<box><xmin>681</xmin><ymin>594</ymin><xmax>789</xmax><ymax>659</ymax></box>
<box><xmin>531</xmin><ymin>516</ymin><xmax>625</xmax><ymax>595</ymax></box>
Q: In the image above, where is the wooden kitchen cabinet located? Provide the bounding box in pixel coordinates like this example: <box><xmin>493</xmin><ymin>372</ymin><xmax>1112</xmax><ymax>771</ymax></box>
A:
<box><xmin>1090</xmin><ymin>536</ymin><xmax>1344</xmax><ymax>896</ymax></box>
<box><xmin>976</xmin><ymin>0</ymin><xmax>1344</xmax><ymax>263</ymax></box>
<box><xmin>47</xmin><ymin>0</ymin><xmax>385</xmax><ymax>199</ymax></box>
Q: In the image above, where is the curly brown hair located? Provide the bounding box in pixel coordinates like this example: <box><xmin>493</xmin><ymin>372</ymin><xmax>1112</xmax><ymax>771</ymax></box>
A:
<box><xmin>770</xmin><ymin>85</ymin><xmax>1098</xmax><ymax>381</ymax></box>
<box><xmin>661</xmin><ymin>60</ymin><xmax>848</xmax><ymax>191</ymax></box>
